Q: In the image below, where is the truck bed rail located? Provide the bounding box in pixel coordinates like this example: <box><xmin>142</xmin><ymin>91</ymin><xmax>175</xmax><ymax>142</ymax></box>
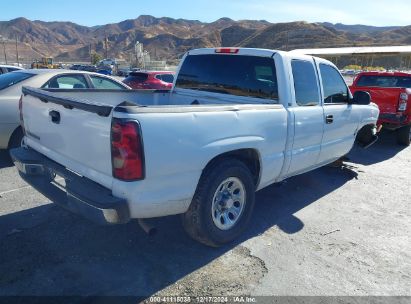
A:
<box><xmin>22</xmin><ymin>86</ymin><xmax>113</xmax><ymax>117</ymax></box>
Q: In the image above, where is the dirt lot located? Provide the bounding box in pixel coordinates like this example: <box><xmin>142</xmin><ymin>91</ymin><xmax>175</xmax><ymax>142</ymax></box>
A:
<box><xmin>0</xmin><ymin>131</ymin><xmax>410</xmax><ymax>300</ymax></box>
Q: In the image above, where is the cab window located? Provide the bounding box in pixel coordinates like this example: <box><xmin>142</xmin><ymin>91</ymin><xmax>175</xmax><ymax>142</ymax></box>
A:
<box><xmin>90</xmin><ymin>75</ymin><xmax>125</xmax><ymax>90</ymax></box>
<box><xmin>291</xmin><ymin>60</ymin><xmax>320</xmax><ymax>106</ymax></box>
<box><xmin>43</xmin><ymin>75</ymin><xmax>88</xmax><ymax>89</ymax></box>
<box><xmin>320</xmin><ymin>64</ymin><xmax>349</xmax><ymax>104</ymax></box>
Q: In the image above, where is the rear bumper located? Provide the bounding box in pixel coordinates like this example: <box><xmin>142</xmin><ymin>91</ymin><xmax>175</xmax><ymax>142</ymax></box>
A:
<box><xmin>10</xmin><ymin>147</ymin><xmax>130</xmax><ymax>225</ymax></box>
<box><xmin>379</xmin><ymin>113</ymin><xmax>409</xmax><ymax>129</ymax></box>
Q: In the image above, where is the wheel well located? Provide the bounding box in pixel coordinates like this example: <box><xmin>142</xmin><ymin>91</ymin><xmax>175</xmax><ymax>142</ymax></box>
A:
<box><xmin>203</xmin><ymin>149</ymin><xmax>261</xmax><ymax>187</ymax></box>
<box><xmin>356</xmin><ymin>124</ymin><xmax>376</xmax><ymax>146</ymax></box>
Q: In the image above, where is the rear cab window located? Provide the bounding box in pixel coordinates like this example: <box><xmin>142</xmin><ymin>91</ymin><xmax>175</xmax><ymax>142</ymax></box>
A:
<box><xmin>0</xmin><ymin>72</ymin><xmax>35</xmax><ymax>91</ymax></box>
<box><xmin>175</xmin><ymin>54</ymin><xmax>278</xmax><ymax>102</ymax></box>
<box><xmin>356</xmin><ymin>75</ymin><xmax>411</xmax><ymax>88</ymax></box>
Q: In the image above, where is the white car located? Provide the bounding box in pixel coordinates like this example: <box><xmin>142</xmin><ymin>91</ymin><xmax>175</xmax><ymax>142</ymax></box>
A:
<box><xmin>12</xmin><ymin>48</ymin><xmax>379</xmax><ymax>246</ymax></box>
<box><xmin>0</xmin><ymin>69</ymin><xmax>130</xmax><ymax>150</ymax></box>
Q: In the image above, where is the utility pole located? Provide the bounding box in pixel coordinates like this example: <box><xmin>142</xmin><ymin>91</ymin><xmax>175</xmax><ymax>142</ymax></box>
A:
<box><xmin>15</xmin><ymin>35</ymin><xmax>19</xmax><ymax>65</ymax></box>
<box><xmin>0</xmin><ymin>36</ymin><xmax>7</xmax><ymax>64</ymax></box>
<box><xmin>285</xmin><ymin>31</ymin><xmax>289</xmax><ymax>51</ymax></box>
<box><xmin>135</xmin><ymin>41</ymin><xmax>143</xmax><ymax>68</ymax></box>
<box><xmin>104</xmin><ymin>32</ymin><xmax>108</xmax><ymax>59</ymax></box>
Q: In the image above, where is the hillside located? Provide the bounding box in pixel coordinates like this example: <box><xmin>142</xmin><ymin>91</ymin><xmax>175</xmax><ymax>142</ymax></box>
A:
<box><xmin>0</xmin><ymin>15</ymin><xmax>409</xmax><ymax>62</ymax></box>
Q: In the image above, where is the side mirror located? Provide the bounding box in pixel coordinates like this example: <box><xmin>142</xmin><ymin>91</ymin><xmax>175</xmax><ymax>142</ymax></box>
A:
<box><xmin>351</xmin><ymin>91</ymin><xmax>371</xmax><ymax>105</ymax></box>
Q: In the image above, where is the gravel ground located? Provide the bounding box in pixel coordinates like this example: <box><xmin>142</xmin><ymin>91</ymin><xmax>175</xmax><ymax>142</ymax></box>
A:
<box><xmin>0</xmin><ymin>130</ymin><xmax>410</xmax><ymax>300</ymax></box>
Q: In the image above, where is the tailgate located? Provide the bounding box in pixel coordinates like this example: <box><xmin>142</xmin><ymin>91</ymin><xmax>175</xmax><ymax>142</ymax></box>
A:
<box><xmin>352</xmin><ymin>86</ymin><xmax>400</xmax><ymax>114</ymax></box>
<box><xmin>21</xmin><ymin>87</ymin><xmax>114</xmax><ymax>188</ymax></box>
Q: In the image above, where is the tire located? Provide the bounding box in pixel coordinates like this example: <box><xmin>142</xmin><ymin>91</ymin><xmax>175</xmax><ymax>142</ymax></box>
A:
<box><xmin>8</xmin><ymin>128</ymin><xmax>24</xmax><ymax>150</ymax></box>
<box><xmin>356</xmin><ymin>125</ymin><xmax>374</xmax><ymax>147</ymax></box>
<box><xmin>396</xmin><ymin>125</ymin><xmax>411</xmax><ymax>146</ymax></box>
<box><xmin>182</xmin><ymin>158</ymin><xmax>255</xmax><ymax>247</ymax></box>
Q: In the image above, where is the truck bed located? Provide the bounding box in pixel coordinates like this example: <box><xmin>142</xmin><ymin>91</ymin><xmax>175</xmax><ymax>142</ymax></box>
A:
<box><xmin>21</xmin><ymin>87</ymin><xmax>288</xmax><ymax>218</ymax></box>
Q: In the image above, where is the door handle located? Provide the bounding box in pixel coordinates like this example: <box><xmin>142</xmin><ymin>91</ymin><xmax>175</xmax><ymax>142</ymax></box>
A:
<box><xmin>326</xmin><ymin>114</ymin><xmax>334</xmax><ymax>124</ymax></box>
<box><xmin>49</xmin><ymin>110</ymin><xmax>61</xmax><ymax>124</ymax></box>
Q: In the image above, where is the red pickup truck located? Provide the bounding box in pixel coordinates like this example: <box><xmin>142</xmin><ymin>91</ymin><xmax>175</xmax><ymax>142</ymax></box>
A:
<box><xmin>350</xmin><ymin>72</ymin><xmax>411</xmax><ymax>146</ymax></box>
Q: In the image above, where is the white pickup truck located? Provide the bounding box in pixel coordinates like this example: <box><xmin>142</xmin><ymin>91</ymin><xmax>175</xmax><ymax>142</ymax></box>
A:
<box><xmin>11</xmin><ymin>48</ymin><xmax>379</xmax><ymax>246</ymax></box>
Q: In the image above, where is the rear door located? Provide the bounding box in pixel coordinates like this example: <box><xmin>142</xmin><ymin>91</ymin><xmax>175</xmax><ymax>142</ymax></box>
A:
<box><xmin>286</xmin><ymin>56</ymin><xmax>324</xmax><ymax>176</ymax></box>
<box><xmin>317</xmin><ymin>61</ymin><xmax>360</xmax><ymax>164</ymax></box>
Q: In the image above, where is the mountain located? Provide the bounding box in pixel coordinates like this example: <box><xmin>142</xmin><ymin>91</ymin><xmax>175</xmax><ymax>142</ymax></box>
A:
<box><xmin>0</xmin><ymin>16</ymin><xmax>409</xmax><ymax>63</ymax></box>
<box><xmin>320</xmin><ymin>22</ymin><xmax>401</xmax><ymax>34</ymax></box>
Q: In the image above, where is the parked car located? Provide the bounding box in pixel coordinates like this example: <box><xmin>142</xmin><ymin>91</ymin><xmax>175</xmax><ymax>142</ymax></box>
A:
<box><xmin>123</xmin><ymin>71</ymin><xmax>175</xmax><ymax>90</ymax></box>
<box><xmin>0</xmin><ymin>65</ymin><xmax>24</xmax><ymax>75</ymax></box>
<box><xmin>97</xmin><ymin>68</ymin><xmax>112</xmax><ymax>75</ymax></box>
<box><xmin>78</xmin><ymin>65</ymin><xmax>98</xmax><ymax>72</ymax></box>
<box><xmin>70</xmin><ymin>64</ymin><xmax>82</xmax><ymax>70</ymax></box>
<box><xmin>0</xmin><ymin>69</ymin><xmax>130</xmax><ymax>150</ymax></box>
<box><xmin>350</xmin><ymin>71</ymin><xmax>411</xmax><ymax>145</ymax></box>
<box><xmin>11</xmin><ymin>48</ymin><xmax>378</xmax><ymax>247</ymax></box>
<box><xmin>117</xmin><ymin>68</ymin><xmax>131</xmax><ymax>77</ymax></box>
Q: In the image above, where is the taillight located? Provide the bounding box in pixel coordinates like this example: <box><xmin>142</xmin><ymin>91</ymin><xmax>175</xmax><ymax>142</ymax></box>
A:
<box><xmin>111</xmin><ymin>119</ymin><xmax>145</xmax><ymax>181</ymax></box>
<box><xmin>398</xmin><ymin>92</ymin><xmax>408</xmax><ymax>111</ymax></box>
<box><xmin>215</xmin><ymin>48</ymin><xmax>239</xmax><ymax>54</ymax></box>
<box><xmin>18</xmin><ymin>95</ymin><xmax>26</xmax><ymax>135</ymax></box>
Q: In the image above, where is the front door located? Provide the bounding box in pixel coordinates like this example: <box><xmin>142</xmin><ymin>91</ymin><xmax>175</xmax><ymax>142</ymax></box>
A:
<box><xmin>316</xmin><ymin>61</ymin><xmax>360</xmax><ymax>164</ymax></box>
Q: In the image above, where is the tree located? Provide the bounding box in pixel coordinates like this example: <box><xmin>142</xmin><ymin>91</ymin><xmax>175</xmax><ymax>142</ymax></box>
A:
<box><xmin>344</xmin><ymin>64</ymin><xmax>362</xmax><ymax>71</ymax></box>
<box><xmin>91</xmin><ymin>52</ymin><xmax>102</xmax><ymax>65</ymax></box>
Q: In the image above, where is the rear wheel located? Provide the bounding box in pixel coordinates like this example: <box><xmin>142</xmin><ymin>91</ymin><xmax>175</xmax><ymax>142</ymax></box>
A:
<box><xmin>396</xmin><ymin>125</ymin><xmax>411</xmax><ymax>146</ymax></box>
<box><xmin>182</xmin><ymin>159</ymin><xmax>255</xmax><ymax>247</ymax></box>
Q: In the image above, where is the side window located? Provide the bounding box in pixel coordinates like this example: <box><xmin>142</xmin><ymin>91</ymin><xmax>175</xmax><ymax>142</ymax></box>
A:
<box><xmin>291</xmin><ymin>60</ymin><xmax>320</xmax><ymax>106</ymax></box>
<box><xmin>43</xmin><ymin>75</ymin><xmax>88</xmax><ymax>89</ymax></box>
<box><xmin>160</xmin><ymin>74</ymin><xmax>174</xmax><ymax>83</ymax></box>
<box><xmin>320</xmin><ymin>64</ymin><xmax>349</xmax><ymax>104</ymax></box>
<box><xmin>90</xmin><ymin>75</ymin><xmax>125</xmax><ymax>90</ymax></box>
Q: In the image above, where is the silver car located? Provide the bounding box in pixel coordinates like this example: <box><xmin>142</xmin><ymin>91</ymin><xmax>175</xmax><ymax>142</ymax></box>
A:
<box><xmin>0</xmin><ymin>69</ymin><xmax>130</xmax><ymax>150</ymax></box>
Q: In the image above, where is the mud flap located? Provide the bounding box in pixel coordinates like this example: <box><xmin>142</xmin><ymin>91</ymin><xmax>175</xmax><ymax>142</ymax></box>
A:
<box><xmin>361</xmin><ymin>134</ymin><xmax>379</xmax><ymax>149</ymax></box>
<box><xmin>356</xmin><ymin>125</ymin><xmax>378</xmax><ymax>149</ymax></box>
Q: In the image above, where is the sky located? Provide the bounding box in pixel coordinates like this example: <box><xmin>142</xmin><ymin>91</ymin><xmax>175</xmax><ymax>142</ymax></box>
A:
<box><xmin>1</xmin><ymin>0</ymin><xmax>411</xmax><ymax>27</ymax></box>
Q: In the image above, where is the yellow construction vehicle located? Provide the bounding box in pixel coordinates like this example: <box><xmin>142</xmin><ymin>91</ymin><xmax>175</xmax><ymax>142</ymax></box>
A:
<box><xmin>31</xmin><ymin>57</ymin><xmax>60</xmax><ymax>69</ymax></box>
